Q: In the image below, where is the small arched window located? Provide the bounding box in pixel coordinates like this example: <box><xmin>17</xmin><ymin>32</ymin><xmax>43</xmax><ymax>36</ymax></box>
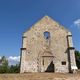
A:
<box><xmin>44</xmin><ymin>31</ymin><xmax>50</xmax><ymax>39</ymax></box>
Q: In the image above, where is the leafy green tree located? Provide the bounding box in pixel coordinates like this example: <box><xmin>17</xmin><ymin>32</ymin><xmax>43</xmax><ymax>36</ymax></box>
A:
<box><xmin>0</xmin><ymin>56</ymin><xmax>20</xmax><ymax>73</ymax></box>
<box><xmin>0</xmin><ymin>56</ymin><xmax>8</xmax><ymax>73</ymax></box>
<box><xmin>75</xmin><ymin>50</ymin><xmax>80</xmax><ymax>69</ymax></box>
<box><xmin>8</xmin><ymin>63</ymin><xmax>20</xmax><ymax>73</ymax></box>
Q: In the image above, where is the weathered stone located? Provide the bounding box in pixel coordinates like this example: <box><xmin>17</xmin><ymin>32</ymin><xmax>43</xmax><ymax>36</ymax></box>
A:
<box><xmin>20</xmin><ymin>16</ymin><xmax>77</xmax><ymax>73</ymax></box>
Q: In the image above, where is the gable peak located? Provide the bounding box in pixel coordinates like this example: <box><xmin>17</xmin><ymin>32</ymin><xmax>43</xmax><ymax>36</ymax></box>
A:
<box><xmin>41</xmin><ymin>15</ymin><xmax>54</xmax><ymax>20</ymax></box>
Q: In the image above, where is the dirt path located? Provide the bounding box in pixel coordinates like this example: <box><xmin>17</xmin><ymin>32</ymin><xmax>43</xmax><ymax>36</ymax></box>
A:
<box><xmin>0</xmin><ymin>73</ymin><xmax>80</xmax><ymax>80</ymax></box>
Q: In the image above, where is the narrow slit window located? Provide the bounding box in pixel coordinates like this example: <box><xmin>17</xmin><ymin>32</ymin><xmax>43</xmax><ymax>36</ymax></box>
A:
<box><xmin>43</xmin><ymin>59</ymin><xmax>44</xmax><ymax>66</ymax></box>
<box><xmin>44</xmin><ymin>31</ymin><xmax>50</xmax><ymax>39</ymax></box>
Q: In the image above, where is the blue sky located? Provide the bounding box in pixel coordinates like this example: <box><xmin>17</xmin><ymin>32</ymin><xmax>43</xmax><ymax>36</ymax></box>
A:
<box><xmin>0</xmin><ymin>0</ymin><xmax>80</xmax><ymax>62</ymax></box>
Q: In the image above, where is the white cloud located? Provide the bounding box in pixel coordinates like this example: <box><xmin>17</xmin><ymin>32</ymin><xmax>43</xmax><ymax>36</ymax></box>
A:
<box><xmin>74</xmin><ymin>19</ymin><xmax>80</xmax><ymax>28</ymax></box>
<box><xmin>0</xmin><ymin>56</ymin><xmax>1</xmax><ymax>59</ymax></box>
<box><xmin>8</xmin><ymin>56</ymin><xmax>20</xmax><ymax>62</ymax></box>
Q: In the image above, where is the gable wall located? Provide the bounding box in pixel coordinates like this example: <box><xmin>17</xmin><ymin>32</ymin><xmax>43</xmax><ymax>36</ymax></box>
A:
<box><xmin>21</xmin><ymin>16</ymin><xmax>69</xmax><ymax>73</ymax></box>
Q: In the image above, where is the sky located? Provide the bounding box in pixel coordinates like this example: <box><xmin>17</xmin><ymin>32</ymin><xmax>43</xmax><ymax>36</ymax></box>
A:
<box><xmin>0</xmin><ymin>0</ymin><xmax>80</xmax><ymax>63</ymax></box>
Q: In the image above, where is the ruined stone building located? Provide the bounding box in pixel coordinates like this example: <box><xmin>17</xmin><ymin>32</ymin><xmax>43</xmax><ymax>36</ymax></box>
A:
<box><xmin>20</xmin><ymin>16</ymin><xmax>77</xmax><ymax>73</ymax></box>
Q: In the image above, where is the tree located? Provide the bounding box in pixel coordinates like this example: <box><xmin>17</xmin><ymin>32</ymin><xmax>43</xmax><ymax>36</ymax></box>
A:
<box><xmin>8</xmin><ymin>63</ymin><xmax>20</xmax><ymax>73</ymax></box>
<box><xmin>0</xmin><ymin>56</ymin><xmax>20</xmax><ymax>73</ymax></box>
<box><xmin>75</xmin><ymin>50</ymin><xmax>80</xmax><ymax>69</ymax></box>
<box><xmin>0</xmin><ymin>56</ymin><xmax>8</xmax><ymax>73</ymax></box>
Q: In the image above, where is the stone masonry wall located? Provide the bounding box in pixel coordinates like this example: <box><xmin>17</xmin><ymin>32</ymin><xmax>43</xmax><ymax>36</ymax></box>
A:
<box><xmin>20</xmin><ymin>16</ymin><xmax>77</xmax><ymax>73</ymax></box>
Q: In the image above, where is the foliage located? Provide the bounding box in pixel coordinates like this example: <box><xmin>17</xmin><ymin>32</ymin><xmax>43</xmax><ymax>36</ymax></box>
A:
<box><xmin>75</xmin><ymin>50</ymin><xmax>80</xmax><ymax>69</ymax></box>
<box><xmin>8</xmin><ymin>63</ymin><xmax>20</xmax><ymax>73</ymax></box>
<box><xmin>0</xmin><ymin>56</ymin><xmax>20</xmax><ymax>73</ymax></box>
<box><xmin>0</xmin><ymin>56</ymin><xmax>8</xmax><ymax>73</ymax></box>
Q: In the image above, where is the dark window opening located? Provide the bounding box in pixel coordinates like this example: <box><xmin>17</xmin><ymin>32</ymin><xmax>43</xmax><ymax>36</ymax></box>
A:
<box><xmin>62</xmin><ymin>61</ymin><xmax>66</xmax><ymax>65</ymax></box>
<box><xmin>43</xmin><ymin>59</ymin><xmax>44</xmax><ymax>65</ymax></box>
<box><xmin>44</xmin><ymin>31</ymin><xmax>50</xmax><ymax>39</ymax></box>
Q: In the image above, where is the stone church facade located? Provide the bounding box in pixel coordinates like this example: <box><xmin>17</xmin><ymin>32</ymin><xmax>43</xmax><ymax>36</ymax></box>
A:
<box><xmin>20</xmin><ymin>16</ymin><xmax>77</xmax><ymax>73</ymax></box>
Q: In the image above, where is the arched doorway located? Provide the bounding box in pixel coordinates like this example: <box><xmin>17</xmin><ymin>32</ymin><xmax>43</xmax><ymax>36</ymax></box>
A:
<box><xmin>45</xmin><ymin>61</ymin><xmax>54</xmax><ymax>72</ymax></box>
<box><xmin>42</xmin><ymin>56</ymin><xmax>55</xmax><ymax>72</ymax></box>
